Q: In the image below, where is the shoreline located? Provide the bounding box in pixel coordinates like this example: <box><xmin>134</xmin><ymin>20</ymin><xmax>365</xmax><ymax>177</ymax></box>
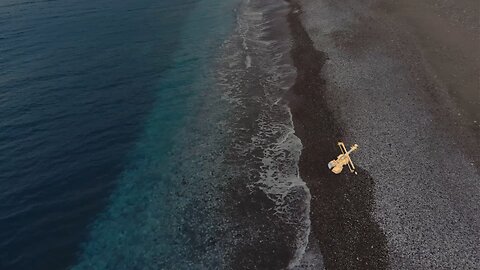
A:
<box><xmin>285</xmin><ymin>1</ymin><xmax>389</xmax><ymax>269</ymax></box>
<box><xmin>216</xmin><ymin>0</ymin><xmax>314</xmax><ymax>268</ymax></box>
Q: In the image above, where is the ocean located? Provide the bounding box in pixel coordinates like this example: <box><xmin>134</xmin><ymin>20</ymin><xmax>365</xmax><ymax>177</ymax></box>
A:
<box><xmin>0</xmin><ymin>0</ymin><xmax>313</xmax><ymax>269</ymax></box>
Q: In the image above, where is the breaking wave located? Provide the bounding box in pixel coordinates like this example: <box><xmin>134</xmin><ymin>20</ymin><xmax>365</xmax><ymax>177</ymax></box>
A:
<box><xmin>217</xmin><ymin>0</ymin><xmax>311</xmax><ymax>267</ymax></box>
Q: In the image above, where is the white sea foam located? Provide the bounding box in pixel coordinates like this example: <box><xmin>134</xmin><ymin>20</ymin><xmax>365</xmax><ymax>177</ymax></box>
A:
<box><xmin>245</xmin><ymin>55</ymin><xmax>252</xmax><ymax>68</ymax></box>
<box><xmin>256</xmin><ymin>108</ymin><xmax>312</xmax><ymax>269</ymax></box>
<box><xmin>217</xmin><ymin>0</ymin><xmax>316</xmax><ymax>267</ymax></box>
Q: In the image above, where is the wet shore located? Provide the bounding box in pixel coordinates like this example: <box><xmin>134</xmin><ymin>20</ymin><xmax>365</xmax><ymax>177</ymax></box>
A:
<box><xmin>286</xmin><ymin>1</ymin><xmax>389</xmax><ymax>269</ymax></box>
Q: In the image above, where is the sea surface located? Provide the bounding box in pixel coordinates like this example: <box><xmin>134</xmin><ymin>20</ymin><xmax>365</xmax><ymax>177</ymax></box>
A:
<box><xmin>0</xmin><ymin>0</ymin><xmax>313</xmax><ymax>269</ymax></box>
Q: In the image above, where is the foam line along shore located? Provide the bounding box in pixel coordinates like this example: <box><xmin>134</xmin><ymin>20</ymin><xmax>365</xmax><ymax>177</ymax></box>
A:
<box><xmin>215</xmin><ymin>0</ymin><xmax>317</xmax><ymax>267</ymax></box>
<box><xmin>71</xmin><ymin>0</ymin><xmax>317</xmax><ymax>268</ymax></box>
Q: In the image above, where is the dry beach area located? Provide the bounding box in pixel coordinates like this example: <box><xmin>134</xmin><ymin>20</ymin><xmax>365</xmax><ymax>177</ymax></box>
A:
<box><xmin>288</xmin><ymin>0</ymin><xmax>479</xmax><ymax>268</ymax></box>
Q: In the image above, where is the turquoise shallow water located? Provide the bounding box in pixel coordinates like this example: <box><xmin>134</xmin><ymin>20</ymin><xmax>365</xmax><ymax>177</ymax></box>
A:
<box><xmin>71</xmin><ymin>0</ymin><xmax>240</xmax><ymax>269</ymax></box>
<box><xmin>71</xmin><ymin>1</ymin><xmax>242</xmax><ymax>269</ymax></box>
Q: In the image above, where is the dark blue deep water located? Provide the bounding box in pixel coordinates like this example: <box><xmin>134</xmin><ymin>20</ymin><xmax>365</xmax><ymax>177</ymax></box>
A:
<box><xmin>0</xmin><ymin>0</ymin><xmax>237</xmax><ymax>269</ymax></box>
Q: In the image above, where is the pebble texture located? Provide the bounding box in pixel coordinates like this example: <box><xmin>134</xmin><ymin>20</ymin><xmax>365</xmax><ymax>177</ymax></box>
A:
<box><xmin>297</xmin><ymin>0</ymin><xmax>480</xmax><ymax>268</ymax></box>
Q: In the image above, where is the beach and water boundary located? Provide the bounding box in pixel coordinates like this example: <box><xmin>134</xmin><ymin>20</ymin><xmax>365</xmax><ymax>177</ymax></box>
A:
<box><xmin>1</xmin><ymin>0</ymin><xmax>478</xmax><ymax>268</ymax></box>
<box><xmin>72</xmin><ymin>0</ymin><xmax>479</xmax><ymax>268</ymax></box>
<box><xmin>71</xmin><ymin>0</ymin><xmax>317</xmax><ymax>268</ymax></box>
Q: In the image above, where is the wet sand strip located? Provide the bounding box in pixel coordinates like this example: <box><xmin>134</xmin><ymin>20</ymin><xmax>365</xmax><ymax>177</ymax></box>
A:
<box><xmin>286</xmin><ymin>1</ymin><xmax>389</xmax><ymax>269</ymax></box>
